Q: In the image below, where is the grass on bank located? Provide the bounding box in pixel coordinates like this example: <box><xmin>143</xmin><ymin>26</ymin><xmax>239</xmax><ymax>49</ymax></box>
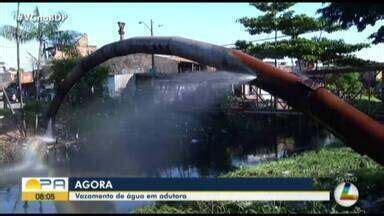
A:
<box><xmin>352</xmin><ymin>95</ymin><xmax>383</xmax><ymax>116</ymax></box>
<box><xmin>135</xmin><ymin>141</ymin><xmax>384</xmax><ymax>214</ymax></box>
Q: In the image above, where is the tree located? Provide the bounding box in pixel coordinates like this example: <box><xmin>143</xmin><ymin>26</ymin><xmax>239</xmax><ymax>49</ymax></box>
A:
<box><xmin>22</xmin><ymin>7</ymin><xmax>68</xmax><ymax>100</ymax></box>
<box><xmin>236</xmin><ymin>3</ymin><xmax>370</xmax><ymax>70</ymax></box>
<box><xmin>21</xmin><ymin>7</ymin><xmax>80</xmax><ymax>132</ymax></box>
<box><xmin>21</xmin><ymin>7</ymin><xmax>63</xmax><ymax>132</ymax></box>
<box><xmin>237</xmin><ymin>3</ymin><xmax>328</xmax><ymax>69</ymax></box>
<box><xmin>0</xmin><ymin>3</ymin><xmax>33</xmax><ymax>135</ymax></box>
<box><xmin>318</xmin><ymin>3</ymin><xmax>384</xmax><ymax>44</ymax></box>
<box><xmin>235</xmin><ymin>3</ymin><xmax>377</xmax><ymax>114</ymax></box>
<box><xmin>1</xmin><ymin>5</ymin><xmax>81</xmax><ymax>134</ymax></box>
<box><xmin>326</xmin><ymin>72</ymin><xmax>363</xmax><ymax>101</ymax></box>
<box><xmin>238</xmin><ymin>2</ymin><xmax>295</xmax><ymax>66</ymax></box>
<box><xmin>47</xmin><ymin>30</ymin><xmax>82</xmax><ymax>58</ymax></box>
<box><xmin>50</xmin><ymin>58</ymin><xmax>108</xmax><ymax>107</ymax></box>
<box><xmin>235</xmin><ymin>35</ymin><xmax>369</xmax><ymax>68</ymax></box>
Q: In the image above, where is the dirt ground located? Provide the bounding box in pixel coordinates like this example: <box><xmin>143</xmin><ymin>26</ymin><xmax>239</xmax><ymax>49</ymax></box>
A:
<box><xmin>0</xmin><ymin>117</ymin><xmax>25</xmax><ymax>165</ymax></box>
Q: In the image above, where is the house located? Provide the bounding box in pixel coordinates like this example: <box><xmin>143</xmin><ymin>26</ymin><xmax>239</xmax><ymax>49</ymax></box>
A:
<box><xmin>0</xmin><ymin>67</ymin><xmax>17</xmax><ymax>84</ymax></box>
<box><xmin>153</xmin><ymin>55</ymin><xmax>215</xmax><ymax>73</ymax></box>
<box><xmin>101</xmin><ymin>53</ymin><xmax>214</xmax><ymax>75</ymax></box>
<box><xmin>29</xmin><ymin>34</ymin><xmax>99</xmax><ymax>101</ymax></box>
<box><xmin>4</xmin><ymin>71</ymin><xmax>34</xmax><ymax>101</ymax></box>
<box><xmin>41</xmin><ymin>34</ymin><xmax>218</xmax><ymax>98</ymax></box>
<box><xmin>102</xmin><ymin>53</ymin><xmax>215</xmax><ymax>98</ymax></box>
<box><xmin>106</xmin><ymin>73</ymin><xmax>135</xmax><ymax>97</ymax></box>
<box><xmin>292</xmin><ymin>60</ymin><xmax>315</xmax><ymax>74</ymax></box>
<box><xmin>20</xmin><ymin>71</ymin><xmax>35</xmax><ymax>99</ymax></box>
<box><xmin>48</xmin><ymin>33</ymin><xmax>97</xmax><ymax>60</ymax></box>
<box><xmin>0</xmin><ymin>70</ymin><xmax>34</xmax><ymax>109</ymax></box>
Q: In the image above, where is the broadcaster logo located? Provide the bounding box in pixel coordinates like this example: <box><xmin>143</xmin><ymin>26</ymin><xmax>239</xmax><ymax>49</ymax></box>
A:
<box><xmin>334</xmin><ymin>182</ymin><xmax>359</xmax><ymax>207</ymax></box>
<box><xmin>22</xmin><ymin>177</ymin><xmax>68</xmax><ymax>201</ymax></box>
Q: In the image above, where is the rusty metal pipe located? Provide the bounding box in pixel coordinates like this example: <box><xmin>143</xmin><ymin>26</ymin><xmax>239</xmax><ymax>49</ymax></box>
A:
<box><xmin>46</xmin><ymin>36</ymin><xmax>384</xmax><ymax>165</ymax></box>
<box><xmin>232</xmin><ymin>50</ymin><xmax>384</xmax><ymax>165</ymax></box>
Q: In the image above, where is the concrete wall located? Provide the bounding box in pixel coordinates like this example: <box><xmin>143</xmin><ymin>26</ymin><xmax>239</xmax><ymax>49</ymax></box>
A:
<box><xmin>101</xmin><ymin>53</ymin><xmax>181</xmax><ymax>75</ymax></box>
<box><xmin>106</xmin><ymin>73</ymin><xmax>135</xmax><ymax>97</ymax></box>
<box><xmin>102</xmin><ymin>54</ymin><xmax>215</xmax><ymax>97</ymax></box>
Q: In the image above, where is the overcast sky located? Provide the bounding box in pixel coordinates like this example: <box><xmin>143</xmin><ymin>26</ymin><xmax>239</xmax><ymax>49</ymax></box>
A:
<box><xmin>1</xmin><ymin>2</ymin><xmax>383</xmax><ymax>71</ymax></box>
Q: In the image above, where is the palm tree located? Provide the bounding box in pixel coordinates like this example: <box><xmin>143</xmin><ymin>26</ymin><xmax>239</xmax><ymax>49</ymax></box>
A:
<box><xmin>2</xmin><ymin>5</ymin><xmax>83</xmax><ymax>135</ymax></box>
<box><xmin>21</xmin><ymin>7</ymin><xmax>68</xmax><ymax>132</ymax></box>
<box><xmin>47</xmin><ymin>30</ymin><xmax>82</xmax><ymax>59</ymax></box>
<box><xmin>22</xmin><ymin>7</ymin><xmax>69</xmax><ymax>101</ymax></box>
<box><xmin>12</xmin><ymin>7</ymin><xmax>80</xmax><ymax>133</ymax></box>
<box><xmin>0</xmin><ymin>2</ymin><xmax>33</xmax><ymax>135</ymax></box>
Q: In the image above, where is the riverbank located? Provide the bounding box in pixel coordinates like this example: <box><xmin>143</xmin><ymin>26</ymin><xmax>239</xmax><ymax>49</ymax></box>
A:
<box><xmin>0</xmin><ymin>129</ymin><xmax>24</xmax><ymax>165</ymax></box>
<box><xmin>0</xmin><ymin>111</ymin><xmax>24</xmax><ymax>165</ymax></box>
<box><xmin>134</xmin><ymin>141</ymin><xmax>384</xmax><ymax>214</ymax></box>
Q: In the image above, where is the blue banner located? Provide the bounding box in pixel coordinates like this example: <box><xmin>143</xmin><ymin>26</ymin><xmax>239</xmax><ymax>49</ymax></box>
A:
<box><xmin>69</xmin><ymin>177</ymin><xmax>314</xmax><ymax>191</ymax></box>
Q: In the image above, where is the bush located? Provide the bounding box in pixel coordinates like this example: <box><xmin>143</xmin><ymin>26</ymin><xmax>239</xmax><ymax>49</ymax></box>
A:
<box><xmin>50</xmin><ymin>58</ymin><xmax>109</xmax><ymax>107</ymax></box>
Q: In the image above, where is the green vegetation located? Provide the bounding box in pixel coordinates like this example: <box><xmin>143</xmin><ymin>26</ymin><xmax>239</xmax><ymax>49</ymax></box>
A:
<box><xmin>235</xmin><ymin>3</ymin><xmax>370</xmax><ymax>68</ymax></box>
<box><xmin>352</xmin><ymin>96</ymin><xmax>383</xmax><ymax>116</ymax></box>
<box><xmin>325</xmin><ymin>72</ymin><xmax>364</xmax><ymax>100</ymax></box>
<box><xmin>318</xmin><ymin>3</ymin><xmax>384</xmax><ymax>44</ymax></box>
<box><xmin>0</xmin><ymin>108</ymin><xmax>13</xmax><ymax>117</ymax></box>
<box><xmin>23</xmin><ymin>100</ymin><xmax>50</xmax><ymax>131</ymax></box>
<box><xmin>50</xmin><ymin>58</ymin><xmax>109</xmax><ymax>107</ymax></box>
<box><xmin>0</xmin><ymin>4</ymin><xmax>81</xmax><ymax>135</ymax></box>
<box><xmin>135</xmin><ymin>141</ymin><xmax>384</xmax><ymax>214</ymax></box>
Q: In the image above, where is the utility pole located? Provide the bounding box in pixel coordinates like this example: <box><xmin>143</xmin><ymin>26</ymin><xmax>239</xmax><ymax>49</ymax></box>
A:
<box><xmin>150</xmin><ymin>19</ymin><xmax>154</xmax><ymax>71</ymax></box>
<box><xmin>118</xmin><ymin>21</ymin><xmax>125</xmax><ymax>41</ymax></box>
<box><xmin>16</xmin><ymin>2</ymin><xmax>26</xmax><ymax>136</ymax></box>
<box><xmin>139</xmin><ymin>19</ymin><xmax>163</xmax><ymax>72</ymax></box>
<box><xmin>273</xmin><ymin>21</ymin><xmax>278</xmax><ymax>110</ymax></box>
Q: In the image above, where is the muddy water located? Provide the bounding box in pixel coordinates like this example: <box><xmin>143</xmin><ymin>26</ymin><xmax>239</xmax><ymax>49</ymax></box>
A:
<box><xmin>0</xmin><ymin>114</ymin><xmax>332</xmax><ymax>213</ymax></box>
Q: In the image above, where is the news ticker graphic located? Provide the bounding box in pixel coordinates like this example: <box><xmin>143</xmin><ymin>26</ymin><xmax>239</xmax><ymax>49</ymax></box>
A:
<box><xmin>22</xmin><ymin>177</ymin><xmax>330</xmax><ymax>202</ymax></box>
<box><xmin>22</xmin><ymin>177</ymin><xmax>69</xmax><ymax>201</ymax></box>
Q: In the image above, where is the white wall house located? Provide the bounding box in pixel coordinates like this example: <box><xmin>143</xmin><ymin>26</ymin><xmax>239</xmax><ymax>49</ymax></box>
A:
<box><xmin>106</xmin><ymin>73</ymin><xmax>135</xmax><ymax>98</ymax></box>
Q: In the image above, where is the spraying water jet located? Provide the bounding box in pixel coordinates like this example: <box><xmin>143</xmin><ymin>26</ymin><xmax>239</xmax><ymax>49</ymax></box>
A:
<box><xmin>44</xmin><ymin>36</ymin><xmax>384</xmax><ymax>166</ymax></box>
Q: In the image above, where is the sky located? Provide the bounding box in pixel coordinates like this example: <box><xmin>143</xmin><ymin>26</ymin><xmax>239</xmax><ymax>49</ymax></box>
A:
<box><xmin>1</xmin><ymin>2</ymin><xmax>383</xmax><ymax>71</ymax></box>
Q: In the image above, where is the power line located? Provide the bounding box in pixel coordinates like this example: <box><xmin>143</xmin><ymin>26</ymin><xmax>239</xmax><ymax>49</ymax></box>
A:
<box><xmin>220</xmin><ymin>28</ymin><xmax>327</xmax><ymax>47</ymax></box>
<box><xmin>221</xmin><ymin>35</ymin><xmax>290</xmax><ymax>47</ymax></box>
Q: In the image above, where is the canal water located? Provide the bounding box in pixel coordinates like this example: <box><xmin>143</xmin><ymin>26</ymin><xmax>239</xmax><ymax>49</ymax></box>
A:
<box><xmin>0</xmin><ymin>71</ymin><xmax>334</xmax><ymax>213</ymax></box>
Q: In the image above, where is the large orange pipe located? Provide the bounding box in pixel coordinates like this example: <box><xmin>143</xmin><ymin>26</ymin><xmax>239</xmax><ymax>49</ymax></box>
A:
<box><xmin>231</xmin><ymin>50</ymin><xmax>384</xmax><ymax>165</ymax></box>
<box><xmin>46</xmin><ymin>37</ymin><xmax>384</xmax><ymax>165</ymax></box>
